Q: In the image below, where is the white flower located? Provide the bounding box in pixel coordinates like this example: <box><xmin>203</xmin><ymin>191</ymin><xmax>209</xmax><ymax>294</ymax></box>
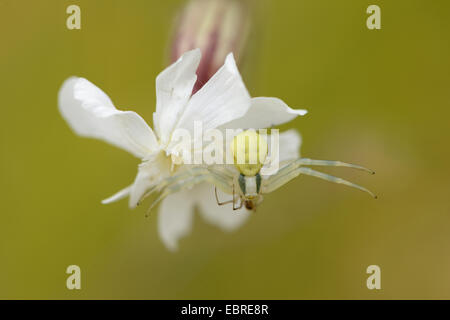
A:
<box><xmin>158</xmin><ymin>129</ymin><xmax>303</xmax><ymax>250</ymax></box>
<box><xmin>58</xmin><ymin>48</ymin><xmax>307</xmax><ymax>250</ymax></box>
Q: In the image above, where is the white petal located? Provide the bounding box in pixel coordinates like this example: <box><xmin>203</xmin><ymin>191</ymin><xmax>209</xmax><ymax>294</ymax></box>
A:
<box><xmin>58</xmin><ymin>77</ymin><xmax>158</xmax><ymax>158</ymax></box>
<box><xmin>153</xmin><ymin>49</ymin><xmax>201</xmax><ymax>145</ymax></box>
<box><xmin>128</xmin><ymin>166</ymin><xmax>154</xmax><ymax>209</ymax></box>
<box><xmin>157</xmin><ymin>183</ymin><xmax>250</xmax><ymax>251</ymax></box>
<box><xmin>278</xmin><ymin>129</ymin><xmax>302</xmax><ymax>162</ymax></box>
<box><xmin>102</xmin><ymin>151</ymin><xmax>171</xmax><ymax>208</ymax></box>
<box><xmin>196</xmin><ymin>183</ymin><xmax>251</xmax><ymax>231</ymax></box>
<box><xmin>128</xmin><ymin>151</ymin><xmax>172</xmax><ymax>208</ymax></box>
<box><xmin>173</xmin><ymin>53</ymin><xmax>251</xmax><ymax>136</ymax></box>
<box><xmin>158</xmin><ymin>190</ymin><xmax>197</xmax><ymax>251</ymax></box>
<box><xmin>221</xmin><ymin>97</ymin><xmax>307</xmax><ymax>130</ymax></box>
<box><xmin>101</xmin><ymin>185</ymin><xmax>132</xmax><ymax>204</ymax></box>
<box><xmin>262</xmin><ymin>129</ymin><xmax>302</xmax><ymax>176</ymax></box>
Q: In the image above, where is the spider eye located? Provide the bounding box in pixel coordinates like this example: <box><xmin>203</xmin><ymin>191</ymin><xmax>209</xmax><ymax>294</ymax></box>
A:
<box><xmin>231</xmin><ymin>130</ymin><xmax>268</xmax><ymax>176</ymax></box>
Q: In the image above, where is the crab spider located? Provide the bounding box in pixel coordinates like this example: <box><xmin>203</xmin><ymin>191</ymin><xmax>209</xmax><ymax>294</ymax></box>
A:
<box><xmin>144</xmin><ymin>130</ymin><xmax>376</xmax><ymax>213</ymax></box>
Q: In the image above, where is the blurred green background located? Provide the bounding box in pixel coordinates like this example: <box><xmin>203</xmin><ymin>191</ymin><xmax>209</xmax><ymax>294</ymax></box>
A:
<box><xmin>1</xmin><ymin>0</ymin><xmax>450</xmax><ymax>299</ymax></box>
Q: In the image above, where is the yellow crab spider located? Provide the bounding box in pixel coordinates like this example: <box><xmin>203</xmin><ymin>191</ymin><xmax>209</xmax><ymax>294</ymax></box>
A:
<box><xmin>145</xmin><ymin>130</ymin><xmax>376</xmax><ymax>212</ymax></box>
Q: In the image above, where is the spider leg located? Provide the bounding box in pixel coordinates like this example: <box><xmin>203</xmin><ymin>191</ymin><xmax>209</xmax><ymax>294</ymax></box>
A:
<box><xmin>262</xmin><ymin>162</ymin><xmax>376</xmax><ymax>198</ymax></box>
<box><xmin>261</xmin><ymin>163</ymin><xmax>300</xmax><ymax>194</ymax></box>
<box><xmin>215</xmin><ymin>186</ymin><xmax>234</xmax><ymax>206</ymax></box>
<box><xmin>233</xmin><ymin>186</ymin><xmax>243</xmax><ymax>211</ymax></box>
<box><xmin>138</xmin><ymin>166</ymin><xmax>231</xmax><ymax>206</ymax></box>
<box><xmin>146</xmin><ymin>168</ymin><xmax>233</xmax><ymax>215</ymax></box>
<box><xmin>297</xmin><ymin>167</ymin><xmax>377</xmax><ymax>198</ymax></box>
<box><xmin>138</xmin><ymin>168</ymin><xmax>204</xmax><ymax>206</ymax></box>
<box><xmin>298</xmin><ymin>158</ymin><xmax>374</xmax><ymax>174</ymax></box>
<box><xmin>233</xmin><ymin>199</ymin><xmax>243</xmax><ymax>210</ymax></box>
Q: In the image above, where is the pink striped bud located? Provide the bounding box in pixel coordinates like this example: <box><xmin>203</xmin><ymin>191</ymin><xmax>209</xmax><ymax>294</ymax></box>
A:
<box><xmin>171</xmin><ymin>0</ymin><xmax>250</xmax><ymax>93</ymax></box>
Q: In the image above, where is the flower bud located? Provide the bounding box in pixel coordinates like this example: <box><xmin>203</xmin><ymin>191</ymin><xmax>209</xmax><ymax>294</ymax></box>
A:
<box><xmin>171</xmin><ymin>0</ymin><xmax>250</xmax><ymax>93</ymax></box>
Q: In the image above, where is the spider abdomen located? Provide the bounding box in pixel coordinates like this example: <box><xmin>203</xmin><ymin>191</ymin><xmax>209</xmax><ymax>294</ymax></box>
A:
<box><xmin>230</xmin><ymin>130</ymin><xmax>268</xmax><ymax>176</ymax></box>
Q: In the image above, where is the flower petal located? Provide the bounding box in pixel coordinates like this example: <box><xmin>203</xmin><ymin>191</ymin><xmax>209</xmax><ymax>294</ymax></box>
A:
<box><xmin>157</xmin><ymin>183</ymin><xmax>250</xmax><ymax>251</ymax></box>
<box><xmin>221</xmin><ymin>97</ymin><xmax>307</xmax><ymax>130</ymax></box>
<box><xmin>158</xmin><ymin>190</ymin><xmax>197</xmax><ymax>251</ymax></box>
<box><xmin>196</xmin><ymin>183</ymin><xmax>251</xmax><ymax>231</ymax></box>
<box><xmin>153</xmin><ymin>48</ymin><xmax>201</xmax><ymax>145</ymax></box>
<box><xmin>278</xmin><ymin>129</ymin><xmax>302</xmax><ymax>162</ymax></box>
<box><xmin>58</xmin><ymin>77</ymin><xmax>158</xmax><ymax>158</ymax></box>
<box><xmin>173</xmin><ymin>53</ymin><xmax>251</xmax><ymax>136</ymax></box>
<box><xmin>101</xmin><ymin>185</ymin><xmax>132</xmax><ymax>205</ymax></box>
<box><xmin>128</xmin><ymin>151</ymin><xmax>172</xmax><ymax>209</ymax></box>
<box><xmin>262</xmin><ymin>129</ymin><xmax>302</xmax><ymax>176</ymax></box>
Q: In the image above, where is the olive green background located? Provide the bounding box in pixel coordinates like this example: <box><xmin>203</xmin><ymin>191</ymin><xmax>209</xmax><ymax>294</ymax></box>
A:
<box><xmin>1</xmin><ymin>0</ymin><xmax>450</xmax><ymax>299</ymax></box>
